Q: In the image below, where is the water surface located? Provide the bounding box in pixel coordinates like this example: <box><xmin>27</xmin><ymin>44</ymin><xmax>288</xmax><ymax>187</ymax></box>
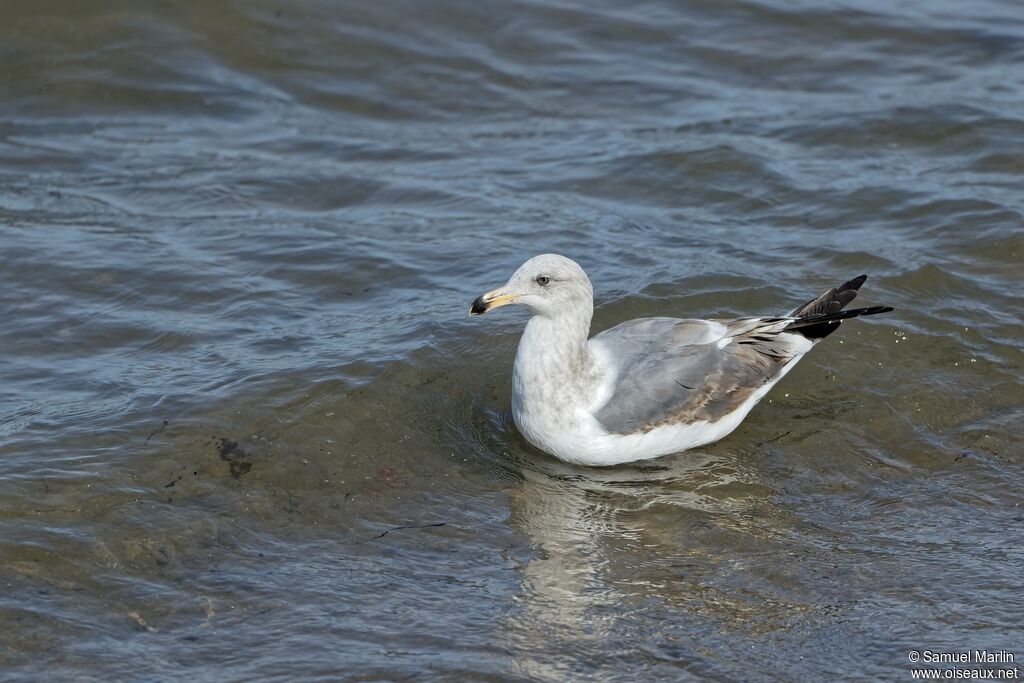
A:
<box><xmin>1</xmin><ymin>0</ymin><xmax>1022</xmax><ymax>680</ymax></box>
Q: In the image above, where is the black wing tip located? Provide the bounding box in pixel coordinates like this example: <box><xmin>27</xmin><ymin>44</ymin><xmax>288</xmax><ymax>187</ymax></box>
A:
<box><xmin>785</xmin><ymin>304</ymin><xmax>894</xmax><ymax>339</ymax></box>
<box><xmin>840</xmin><ymin>274</ymin><xmax>868</xmax><ymax>292</ymax></box>
<box><xmin>793</xmin><ymin>305</ymin><xmax>894</xmax><ymax>325</ymax></box>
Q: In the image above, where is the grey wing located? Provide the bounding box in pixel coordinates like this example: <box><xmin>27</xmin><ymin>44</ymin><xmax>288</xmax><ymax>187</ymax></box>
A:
<box><xmin>590</xmin><ymin>317</ymin><xmax>803</xmax><ymax>435</ymax></box>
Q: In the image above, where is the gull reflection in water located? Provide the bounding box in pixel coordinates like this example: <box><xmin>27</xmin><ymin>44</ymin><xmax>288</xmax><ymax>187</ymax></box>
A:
<box><xmin>499</xmin><ymin>445</ymin><xmax>815</xmax><ymax>677</ymax></box>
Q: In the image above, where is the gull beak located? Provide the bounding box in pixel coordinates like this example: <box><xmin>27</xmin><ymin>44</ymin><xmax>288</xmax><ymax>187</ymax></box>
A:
<box><xmin>470</xmin><ymin>287</ymin><xmax>518</xmax><ymax>315</ymax></box>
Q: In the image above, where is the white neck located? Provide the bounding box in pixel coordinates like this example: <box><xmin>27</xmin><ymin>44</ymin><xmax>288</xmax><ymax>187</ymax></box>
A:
<box><xmin>511</xmin><ymin>305</ymin><xmax>596</xmax><ymax>422</ymax></box>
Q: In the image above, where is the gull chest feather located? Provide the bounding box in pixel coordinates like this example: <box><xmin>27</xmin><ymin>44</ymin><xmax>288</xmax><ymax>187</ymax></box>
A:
<box><xmin>511</xmin><ymin>316</ymin><xmax>599</xmax><ymax>446</ymax></box>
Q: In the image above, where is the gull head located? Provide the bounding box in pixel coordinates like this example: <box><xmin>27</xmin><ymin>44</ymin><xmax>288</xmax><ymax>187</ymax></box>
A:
<box><xmin>470</xmin><ymin>253</ymin><xmax>593</xmax><ymax>318</ymax></box>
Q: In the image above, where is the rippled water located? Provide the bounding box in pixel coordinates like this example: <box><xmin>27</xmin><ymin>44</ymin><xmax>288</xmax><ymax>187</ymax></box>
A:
<box><xmin>2</xmin><ymin>1</ymin><xmax>1022</xmax><ymax>680</ymax></box>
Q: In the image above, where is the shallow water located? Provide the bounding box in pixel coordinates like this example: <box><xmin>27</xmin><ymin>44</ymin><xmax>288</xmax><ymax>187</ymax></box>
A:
<box><xmin>1</xmin><ymin>0</ymin><xmax>1022</xmax><ymax>680</ymax></box>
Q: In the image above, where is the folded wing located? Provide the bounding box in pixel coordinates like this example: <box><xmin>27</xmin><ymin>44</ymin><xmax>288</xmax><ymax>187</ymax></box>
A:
<box><xmin>589</xmin><ymin>317</ymin><xmax>807</xmax><ymax>435</ymax></box>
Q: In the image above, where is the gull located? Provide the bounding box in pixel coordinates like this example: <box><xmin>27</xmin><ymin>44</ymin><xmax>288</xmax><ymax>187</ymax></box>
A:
<box><xmin>470</xmin><ymin>254</ymin><xmax>893</xmax><ymax>466</ymax></box>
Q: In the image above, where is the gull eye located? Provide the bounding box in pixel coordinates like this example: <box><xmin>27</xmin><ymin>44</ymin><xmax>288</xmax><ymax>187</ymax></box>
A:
<box><xmin>536</xmin><ymin>275</ymin><xmax>550</xmax><ymax>286</ymax></box>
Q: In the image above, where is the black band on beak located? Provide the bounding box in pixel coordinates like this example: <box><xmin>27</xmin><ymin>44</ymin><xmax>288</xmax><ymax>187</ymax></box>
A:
<box><xmin>470</xmin><ymin>295</ymin><xmax>489</xmax><ymax>315</ymax></box>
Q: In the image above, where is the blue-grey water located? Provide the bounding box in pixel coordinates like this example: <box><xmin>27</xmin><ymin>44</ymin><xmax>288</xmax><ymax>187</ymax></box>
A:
<box><xmin>1</xmin><ymin>1</ymin><xmax>1022</xmax><ymax>680</ymax></box>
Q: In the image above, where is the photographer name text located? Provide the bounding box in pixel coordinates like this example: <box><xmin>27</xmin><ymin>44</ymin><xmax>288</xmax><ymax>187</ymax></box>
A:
<box><xmin>913</xmin><ymin>652</ymin><xmax>1016</xmax><ymax>664</ymax></box>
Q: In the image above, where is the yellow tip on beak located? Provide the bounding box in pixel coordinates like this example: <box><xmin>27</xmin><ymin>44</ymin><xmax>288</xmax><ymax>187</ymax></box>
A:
<box><xmin>469</xmin><ymin>288</ymin><xmax>518</xmax><ymax>315</ymax></box>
